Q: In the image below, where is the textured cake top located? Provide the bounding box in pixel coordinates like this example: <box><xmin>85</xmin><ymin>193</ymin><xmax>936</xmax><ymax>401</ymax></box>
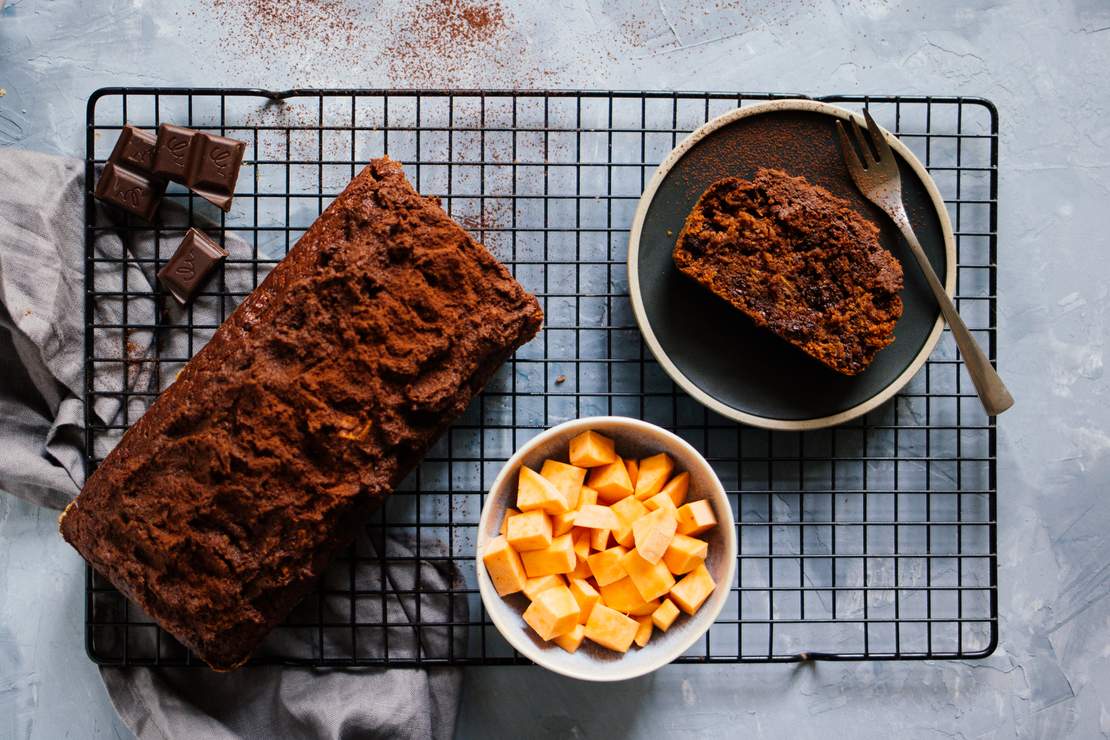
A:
<box><xmin>61</xmin><ymin>157</ymin><xmax>543</xmax><ymax>669</ymax></box>
<box><xmin>673</xmin><ymin>168</ymin><xmax>904</xmax><ymax>375</ymax></box>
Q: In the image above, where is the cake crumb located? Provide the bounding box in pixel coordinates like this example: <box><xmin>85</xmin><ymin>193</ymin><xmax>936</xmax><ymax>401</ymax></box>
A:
<box><xmin>554</xmin><ymin>374</ymin><xmax>567</xmax><ymax>384</ymax></box>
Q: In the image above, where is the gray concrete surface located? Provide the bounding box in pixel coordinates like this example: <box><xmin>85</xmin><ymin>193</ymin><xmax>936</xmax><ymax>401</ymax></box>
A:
<box><xmin>2</xmin><ymin>0</ymin><xmax>1109</xmax><ymax>737</ymax></box>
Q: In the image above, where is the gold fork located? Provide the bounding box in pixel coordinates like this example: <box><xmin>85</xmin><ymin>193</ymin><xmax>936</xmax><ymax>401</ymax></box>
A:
<box><xmin>836</xmin><ymin>110</ymin><xmax>1014</xmax><ymax>416</ymax></box>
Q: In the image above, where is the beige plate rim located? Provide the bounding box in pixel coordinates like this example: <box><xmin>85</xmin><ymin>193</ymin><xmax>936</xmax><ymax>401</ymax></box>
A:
<box><xmin>626</xmin><ymin>98</ymin><xmax>957</xmax><ymax>431</ymax></box>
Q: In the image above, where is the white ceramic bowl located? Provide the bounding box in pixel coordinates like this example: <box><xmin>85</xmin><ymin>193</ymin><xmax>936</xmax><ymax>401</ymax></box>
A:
<box><xmin>475</xmin><ymin>416</ymin><xmax>737</xmax><ymax>681</ymax></box>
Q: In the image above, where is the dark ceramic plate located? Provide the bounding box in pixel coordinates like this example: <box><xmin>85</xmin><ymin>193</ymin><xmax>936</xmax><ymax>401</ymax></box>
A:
<box><xmin>628</xmin><ymin>100</ymin><xmax>955</xmax><ymax>430</ymax></box>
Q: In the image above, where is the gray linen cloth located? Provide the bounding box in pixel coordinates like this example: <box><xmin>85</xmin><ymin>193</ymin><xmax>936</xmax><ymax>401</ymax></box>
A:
<box><xmin>0</xmin><ymin>149</ymin><xmax>464</xmax><ymax>740</ymax></box>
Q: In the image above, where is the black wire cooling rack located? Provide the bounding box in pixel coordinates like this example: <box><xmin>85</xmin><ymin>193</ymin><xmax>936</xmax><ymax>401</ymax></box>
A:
<box><xmin>83</xmin><ymin>89</ymin><xmax>998</xmax><ymax>667</ymax></box>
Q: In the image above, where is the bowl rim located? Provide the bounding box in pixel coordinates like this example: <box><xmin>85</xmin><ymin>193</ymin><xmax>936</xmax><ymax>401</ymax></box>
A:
<box><xmin>475</xmin><ymin>415</ymin><xmax>738</xmax><ymax>681</ymax></box>
<box><xmin>626</xmin><ymin>98</ymin><xmax>957</xmax><ymax>430</ymax></box>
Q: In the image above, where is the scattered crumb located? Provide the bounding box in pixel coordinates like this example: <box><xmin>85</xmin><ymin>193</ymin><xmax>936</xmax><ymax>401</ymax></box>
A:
<box><xmin>555</xmin><ymin>374</ymin><xmax>567</xmax><ymax>384</ymax></box>
<box><xmin>0</xmin><ymin>89</ymin><xmax>6</xmax><ymax>97</ymax></box>
<box><xmin>666</xmin><ymin>229</ymin><xmax>673</xmax><ymax>237</ymax></box>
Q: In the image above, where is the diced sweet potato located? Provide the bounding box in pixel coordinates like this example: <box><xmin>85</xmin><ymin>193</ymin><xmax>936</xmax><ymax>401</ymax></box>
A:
<box><xmin>633</xmin><ymin>615</ymin><xmax>653</xmax><ymax>647</ymax></box>
<box><xmin>663</xmin><ymin>534</ymin><xmax>708</xmax><ymax>575</ymax></box>
<box><xmin>553</xmin><ymin>623</ymin><xmax>586</xmax><ymax>653</ymax></box>
<box><xmin>577</xmin><ymin>485</ymin><xmax>599</xmax><ymax>509</ymax></box>
<box><xmin>521</xmin><ymin>533</ymin><xmax>576</xmax><ymax>578</ymax></box>
<box><xmin>643</xmin><ymin>492</ymin><xmax>677</xmax><ymax>512</ymax></box>
<box><xmin>659</xmin><ymin>471</ymin><xmax>689</xmax><ymax>507</ymax></box>
<box><xmin>669</xmin><ymin>562</ymin><xmax>716</xmax><ymax>615</ymax></box>
<box><xmin>523</xmin><ymin>584</ymin><xmax>580</xmax><ymax>640</ymax></box>
<box><xmin>634</xmin><ymin>452</ymin><xmax>674</xmax><ymax>500</ymax></box>
<box><xmin>541</xmin><ymin>459</ymin><xmax>587</xmax><ymax>510</ymax></box>
<box><xmin>611</xmin><ymin>496</ymin><xmax>649</xmax><ymax>548</ymax></box>
<box><xmin>574</xmin><ymin>504</ymin><xmax>620</xmax><ymax>530</ymax></box>
<box><xmin>619</xmin><ymin>547</ymin><xmax>676</xmax><ymax>602</ymax></box>
<box><xmin>676</xmin><ymin>499</ymin><xmax>717</xmax><ymax>536</ymax></box>
<box><xmin>588</xmin><ymin>457</ymin><xmax>634</xmax><ymax>503</ymax></box>
<box><xmin>482</xmin><ymin>535</ymin><xmax>528</xmax><ymax>596</ymax></box>
<box><xmin>651</xmin><ymin>598</ymin><xmax>680</xmax><ymax>632</ymax></box>
<box><xmin>625</xmin><ymin>458</ymin><xmax>639</xmax><ymax>488</ymax></box>
<box><xmin>500</xmin><ymin>507</ymin><xmax>520</xmax><ymax>536</ymax></box>
<box><xmin>506</xmin><ymin>510</ymin><xmax>553</xmax><ymax>552</ymax></box>
<box><xmin>598</xmin><ymin>576</ymin><xmax>648</xmax><ymax>613</ymax></box>
<box><xmin>522</xmin><ymin>574</ymin><xmax>565</xmax><ymax>600</ymax></box>
<box><xmin>568</xmin><ymin>576</ymin><xmax>601</xmax><ymax>624</ymax></box>
<box><xmin>584</xmin><ymin>604</ymin><xmax>639</xmax><ymax>653</ymax></box>
<box><xmin>568</xmin><ymin>430</ymin><xmax>617</xmax><ymax>467</ymax></box>
<box><xmin>586</xmin><ymin>545</ymin><xmax>628</xmax><ymax>586</ymax></box>
<box><xmin>551</xmin><ymin>509</ymin><xmax>577</xmax><ymax>537</ymax></box>
<box><xmin>631</xmin><ymin>507</ymin><xmax>678</xmax><ymax>564</ymax></box>
<box><xmin>589</xmin><ymin>527</ymin><xmax>611</xmax><ymax>551</ymax></box>
<box><xmin>517</xmin><ymin>466</ymin><xmax>570</xmax><ymax>515</ymax></box>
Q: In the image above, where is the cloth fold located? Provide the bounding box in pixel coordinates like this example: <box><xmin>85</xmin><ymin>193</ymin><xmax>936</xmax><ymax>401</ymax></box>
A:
<box><xmin>0</xmin><ymin>149</ymin><xmax>463</xmax><ymax>740</ymax></box>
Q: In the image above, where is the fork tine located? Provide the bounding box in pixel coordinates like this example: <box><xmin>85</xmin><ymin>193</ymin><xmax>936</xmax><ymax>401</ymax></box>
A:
<box><xmin>849</xmin><ymin>115</ymin><xmax>876</xmax><ymax>168</ymax></box>
<box><xmin>863</xmin><ymin>109</ymin><xmax>893</xmax><ymax>163</ymax></box>
<box><xmin>835</xmin><ymin>120</ymin><xmax>866</xmax><ymax>179</ymax></box>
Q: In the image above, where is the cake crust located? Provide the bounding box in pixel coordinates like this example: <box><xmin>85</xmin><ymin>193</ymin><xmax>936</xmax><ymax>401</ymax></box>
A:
<box><xmin>61</xmin><ymin>157</ymin><xmax>543</xmax><ymax>670</ymax></box>
<box><xmin>673</xmin><ymin>168</ymin><xmax>904</xmax><ymax>375</ymax></box>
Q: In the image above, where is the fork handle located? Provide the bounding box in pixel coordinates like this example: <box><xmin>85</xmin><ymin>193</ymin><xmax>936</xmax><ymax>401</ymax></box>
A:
<box><xmin>895</xmin><ymin>220</ymin><xmax>1014</xmax><ymax>416</ymax></box>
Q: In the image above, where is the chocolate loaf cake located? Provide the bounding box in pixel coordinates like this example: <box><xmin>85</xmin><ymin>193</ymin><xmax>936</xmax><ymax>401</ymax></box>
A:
<box><xmin>673</xmin><ymin>168</ymin><xmax>903</xmax><ymax>375</ymax></box>
<box><xmin>60</xmin><ymin>157</ymin><xmax>543</xmax><ymax>670</ymax></box>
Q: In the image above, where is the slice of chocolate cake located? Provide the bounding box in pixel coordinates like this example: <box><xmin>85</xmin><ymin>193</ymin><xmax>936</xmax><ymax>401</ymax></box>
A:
<box><xmin>673</xmin><ymin>168</ymin><xmax>904</xmax><ymax>375</ymax></box>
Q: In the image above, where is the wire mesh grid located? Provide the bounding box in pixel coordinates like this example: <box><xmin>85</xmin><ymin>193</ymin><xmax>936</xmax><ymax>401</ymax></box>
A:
<box><xmin>84</xmin><ymin>89</ymin><xmax>998</xmax><ymax>667</ymax></box>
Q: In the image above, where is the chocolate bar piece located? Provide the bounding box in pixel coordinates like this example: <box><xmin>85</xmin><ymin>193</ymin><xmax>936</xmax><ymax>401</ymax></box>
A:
<box><xmin>110</xmin><ymin>124</ymin><xmax>159</xmax><ymax>174</ymax></box>
<box><xmin>93</xmin><ymin>125</ymin><xmax>167</xmax><ymax>221</ymax></box>
<box><xmin>152</xmin><ymin>123</ymin><xmax>194</xmax><ymax>182</ymax></box>
<box><xmin>156</xmin><ymin>228</ymin><xmax>228</xmax><ymax>305</ymax></box>
<box><xmin>94</xmin><ymin>162</ymin><xmax>164</xmax><ymax>222</ymax></box>
<box><xmin>154</xmin><ymin>124</ymin><xmax>246</xmax><ymax>211</ymax></box>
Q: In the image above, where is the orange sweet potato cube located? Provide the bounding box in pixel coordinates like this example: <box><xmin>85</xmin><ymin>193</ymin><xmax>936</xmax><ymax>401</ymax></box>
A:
<box><xmin>568</xmin><ymin>430</ymin><xmax>617</xmax><ymax>468</ymax></box>
<box><xmin>522</xmin><ymin>584</ymin><xmax>580</xmax><ymax>640</ymax></box>
<box><xmin>568</xmin><ymin>576</ymin><xmax>601</xmax><ymax>624</ymax></box>
<box><xmin>586</xmin><ymin>545</ymin><xmax>628</xmax><ymax>586</ymax></box>
<box><xmin>588</xmin><ymin>457</ymin><xmax>634</xmax><ymax>503</ymax></box>
<box><xmin>663</xmin><ymin>534</ymin><xmax>709</xmax><ymax>575</ymax></box>
<box><xmin>619</xmin><ymin>547</ymin><xmax>676</xmax><ymax>602</ymax></box>
<box><xmin>611</xmin><ymin>495</ymin><xmax>649</xmax><ymax>548</ymax></box>
<box><xmin>634</xmin><ymin>452</ymin><xmax>674</xmax><ymax>500</ymax></box>
<box><xmin>506</xmin><ymin>510</ymin><xmax>553</xmax><ymax>552</ymax></box>
<box><xmin>652</xmin><ymin>598</ymin><xmax>680</xmax><ymax>631</ymax></box>
<box><xmin>499</xmin><ymin>507</ymin><xmax>520</xmax><ymax>535</ymax></box>
<box><xmin>551</xmin><ymin>509</ymin><xmax>578</xmax><ymax>537</ymax></box>
<box><xmin>676</xmin><ymin>499</ymin><xmax>717</xmax><ymax>536</ymax></box>
<box><xmin>516</xmin><ymin>465</ymin><xmax>570</xmax><ymax>515</ymax></box>
<box><xmin>521</xmin><ymin>533</ymin><xmax>577</xmax><ymax>577</ymax></box>
<box><xmin>522</xmin><ymin>574</ymin><xmax>565</xmax><ymax>600</ymax></box>
<box><xmin>631</xmin><ymin>507</ymin><xmax>678</xmax><ymax>564</ymax></box>
<box><xmin>625</xmin><ymin>458</ymin><xmax>639</xmax><ymax>488</ymax></box>
<box><xmin>669</xmin><ymin>562</ymin><xmax>716</xmax><ymax>615</ymax></box>
<box><xmin>598</xmin><ymin>576</ymin><xmax>648</xmax><ymax>613</ymax></box>
<box><xmin>584</xmin><ymin>604</ymin><xmax>639</xmax><ymax>653</ymax></box>
<box><xmin>482</xmin><ymin>535</ymin><xmax>527</xmax><ymax>596</ymax></box>
<box><xmin>627</xmin><ymin>598</ymin><xmax>661</xmax><ymax>617</ymax></box>
<box><xmin>541</xmin><ymin>459</ymin><xmax>587</xmax><ymax>510</ymax></box>
<box><xmin>633</xmin><ymin>615</ymin><xmax>653</xmax><ymax>647</ymax></box>
<box><xmin>589</xmin><ymin>527</ymin><xmax>611</xmax><ymax>551</ymax></box>
<box><xmin>574</xmin><ymin>503</ymin><xmax>620</xmax><ymax>530</ymax></box>
<box><xmin>643</xmin><ymin>491</ymin><xmax>677</xmax><ymax>512</ymax></box>
<box><xmin>659</xmin><ymin>471</ymin><xmax>690</xmax><ymax>507</ymax></box>
<box><xmin>553</xmin><ymin>623</ymin><xmax>586</xmax><ymax>653</ymax></box>
<box><xmin>576</xmin><ymin>485</ymin><xmax>599</xmax><ymax>509</ymax></box>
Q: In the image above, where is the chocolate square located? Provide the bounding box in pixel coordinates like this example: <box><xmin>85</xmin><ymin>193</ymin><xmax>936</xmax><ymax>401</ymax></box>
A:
<box><xmin>94</xmin><ymin>162</ymin><xmax>165</xmax><ymax>222</ymax></box>
<box><xmin>110</xmin><ymin>125</ymin><xmax>159</xmax><ymax>175</ymax></box>
<box><xmin>153</xmin><ymin>124</ymin><xmax>197</xmax><ymax>183</ymax></box>
<box><xmin>156</xmin><ymin>228</ymin><xmax>229</xmax><ymax>305</ymax></box>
